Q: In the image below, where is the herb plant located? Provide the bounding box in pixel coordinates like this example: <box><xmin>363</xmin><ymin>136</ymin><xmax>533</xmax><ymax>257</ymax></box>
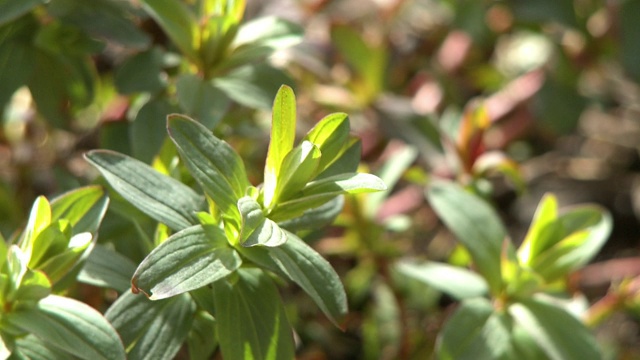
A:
<box><xmin>85</xmin><ymin>85</ymin><xmax>386</xmax><ymax>360</ymax></box>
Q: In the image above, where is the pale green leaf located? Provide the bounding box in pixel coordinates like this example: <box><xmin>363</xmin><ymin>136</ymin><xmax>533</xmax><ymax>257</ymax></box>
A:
<box><xmin>315</xmin><ymin>137</ymin><xmax>361</xmax><ymax>180</ymax></box>
<box><xmin>263</xmin><ymin>84</ymin><xmax>296</xmax><ymax>208</ymax></box>
<box><xmin>303</xmin><ymin>112</ymin><xmax>350</xmax><ymax>173</ymax></box>
<box><xmin>213</xmin><ymin>268</ymin><xmax>295</xmax><ymax>360</ymax></box>
<box><xmin>238</xmin><ymin>196</ymin><xmax>287</xmax><ymax>247</ymax></box>
<box><xmin>8</xmin><ymin>295</ymin><xmax>126</xmax><ymax>360</ymax></box>
<box><xmin>273</xmin><ymin>140</ymin><xmax>321</xmax><ymax>204</ymax></box>
<box><xmin>50</xmin><ymin>185</ymin><xmax>109</xmax><ymax>235</ymax></box>
<box><xmin>14</xmin><ymin>335</ymin><xmax>70</xmax><ymax>360</ymax></box>
<box><xmin>277</xmin><ymin>195</ymin><xmax>344</xmax><ymax>232</ymax></box>
<box><xmin>132</xmin><ymin>225</ymin><xmax>242</xmax><ymax>300</ymax></box>
<box><xmin>395</xmin><ymin>260</ymin><xmax>488</xmax><ymax>300</ymax></box>
<box><xmin>85</xmin><ymin>150</ymin><xmax>204</xmax><ymax>231</ymax></box>
<box><xmin>20</xmin><ymin>196</ymin><xmax>51</xmax><ymax>261</ymax></box>
<box><xmin>300</xmin><ymin>172</ymin><xmax>387</xmax><ymax>198</ymax></box>
<box><xmin>213</xmin><ymin>64</ymin><xmax>294</xmax><ymax>110</ymax></box>
<box><xmin>518</xmin><ymin>194</ymin><xmax>561</xmax><ymax>265</ymax></box>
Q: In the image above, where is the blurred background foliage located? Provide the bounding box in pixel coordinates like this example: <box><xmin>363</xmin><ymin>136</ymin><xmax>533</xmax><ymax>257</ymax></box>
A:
<box><xmin>2</xmin><ymin>0</ymin><xmax>640</xmax><ymax>358</ymax></box>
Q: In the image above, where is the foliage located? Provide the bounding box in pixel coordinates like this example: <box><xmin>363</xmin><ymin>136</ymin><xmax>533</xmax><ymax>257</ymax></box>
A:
<box><xmin>2</xmin><ymin>0</ymin><xmax>640</xmax><ymax>359</ymax></box>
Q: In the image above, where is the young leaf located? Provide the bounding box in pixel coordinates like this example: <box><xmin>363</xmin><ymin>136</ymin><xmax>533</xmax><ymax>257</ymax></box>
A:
<box><xmin>20</xmin><ymin>196</ymin><xmax>51</xmax><ymax>261</ymax></box>
<box><xmin>509</xmin><ymin>298</ymin><xmax>601</xmax><ymax>360</ymax></box>
<box><xmin>167</xmin><ymin>114</ymin><xmax>249</xmax><ymax>227</ymax></box>
<box><xmin>269</xmin><ymin>232</ymin><xmax>348</xmax><ymax>327</ymax></box>
<box><xmin>272</xmin><ymin>140</ymin><xmax>321</xmax><ymax>204</ymax></box>
<box><xmin>426</xmin><ymin>181</ymin><xmax>506</xmax><ymax>295</ymax></box>
<box><xmin>238</xmin><ymin>196</ymin><xmax>287</xmax><ymax>247</ymax></box>
<box><xmin>303</xmin><ymin>112</ymin><xmax>350</xmax><ymax>172</ymax></box>
<box><xmin>132</xmin><ymin>225</ymin><xmax>242</xmax><ymax>300</ymax></box>
<box><xmin>518</xmin><ymin>194</ymin><xmax>562</xmax><ymax>265</ymax></box>
<box><xmin>213</xmin><ymin>268</ymin><xmax>295</xmax><ymax>360</ymax></box>
<box><xmin>106</xmin><ymin>291</ymin><xmax>195</xmax><ymax>360</ymax></box>
<box><xmin>314</xmin><ymin>137</ymin><xmax>362</xmax><ymax>180</ymax></box>
<box><xmin>78</xmin><ymin>244</ymin><xmax>137</xmax><ymax>292</ymax></box>
<box><xmin>7</xmin><ymin>295</ymin><xmax>126</xmax><ymax>360</ymax></box>
<box><xmin>395</xmin><ymin>260</ymin><xmax>488</xmax><ymax>300</ymax></box>
<box><xmin>263</xmin><ymin>84</ymin><xmax>296</xmax><ymax>208</ymax></box>
<box><xmin>85</xmin><ymin>150</ymin><xmax>204</xmax><ymax>231</ymax></box>
<box><xmin>437</xmin><ymin>298</ymin><xmax>514</xmax><ymax>360</ymax></box>
<box><xmin>36</xmin><ymin>232</ymin><xmax>93</xmax><ymax>285</ymax></box>
<box><xmin>300</xmin><ymin>172</ymin><xmax>387</xmax><ymax>197</ymax></box>
<box><xmin>50</xmin><ymin>185</ymin><xmax>109</xmax><ymax>235</ymax></box>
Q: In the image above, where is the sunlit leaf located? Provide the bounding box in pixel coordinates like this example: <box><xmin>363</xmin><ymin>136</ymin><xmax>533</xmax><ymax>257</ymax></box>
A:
<box><xmin>85</xmin><ymin>150</ymin><xmax>204</xmax><ymax>231</ymax></box>
<box><xmin>8</xmin><ymin>295</ymin><xmax>126</xmax><ymax>360</ymax></box>
<box><xmin>303</xmin><ymin>112</ymin><xmax>350</xmax><ymax>173</ymax></box>
<box><xmin>395</xmin><ymin>260</ymin><xmax>488</xmax><ymax>300</ymax></box>
<box><xmin>237</xmin><ymin>196</ymin><xmax>287</xmax><ymax>247</ymax></box>
<box><xmin>263</xmin><ymin>84</ymin><xmax>296</xmax><ymax>208</ymax></box>
<box><xmin>50</xmin><ymin>185</ymin><xmax>109</xmax><ymax>235</ymax></box>
<box><xmin>132</xmin><ymin>225</ymin><xmax>242</xmax><ymax>300</ymax></box>
<box><xmin>518</xmin><ymin>194</ymin><xmax>561</xmax><ymax>265</ymax></box>
<box><xmin>213</xmin><ymin>64</ymin><xmax>294</xmax><ymax>110</ymax></box>
<box><xmin>273</xmin><ymin>140</ymin><xmax>321</xmax><ymax>204</ymax></box>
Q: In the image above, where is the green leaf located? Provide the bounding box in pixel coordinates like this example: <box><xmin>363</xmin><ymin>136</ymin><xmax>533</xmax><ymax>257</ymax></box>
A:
<box><xmin>14</xmin><ymin>335</ymin><xmax>70</xmax><ymax>360</ymax></box>
<box><xmin>273</xmin><ymin>140</ymin><xmax>321</xmax><ymax>204</ymax></box>
<box><xmin>77</xmin><ymin>244</ymin><xmax>137</xmax><ymax>292</ymax></box>
<box><xmin>131</xmin><ymin>97</ymin><xmax>179</xmax><ymax>163</ymax></box>
<box><xmin>300</xmin><ymin>172</ymin><xmax>387</xmax><ymax>197</ymax></box>
<box><xmin>314</xmin><ymin>137</ymin><xmax>362</xmax><ymax>180</ymax></box>
<box><xmin>303</xmin><ymin>112</ymin><xmax>351</xmax><ymax>172</ymax></box>
<box><xmin>213</xmin><ymin>268</ymin><xmax>295</xmax><ymax>360</ymax></box>
<box><xmin>238</xmin><ymin>196</ymin><xmax>287</xmax><ymax>247</ymax></box>
<box><xmin>277</xmin><ymin>195</ymin><xmax>344</xmax><ymax>232</ymax></box>
<box><xmin>176</xmin><ymin>73</ymin><xmax>230</xmax><ymax>128</ymax></box>
<box><xmin>518</xmin><ymin>194</ymin><xmax>562</xmax><ymax>265</ymax></box>
<box><xmin>270</xmin><ymin>232</ymin><xmax>347</xmax><ymax>327</ymax></box>
<box><xmin>530</xmin><ymin>205</ymin><xmax>612</xmax><ymax>281</ymax></box>
<box><xmin>50</xmin><ymin>185</ymin><xmax>109</xmax><ymax>235</ymax></box>
<box><xmin>35</xmin><ymin>232</ymin><xmax>93</xmax><ymax>285</ymax></box>
<box><xmin>20</xmin><ymin>196</ymin><xmax>51</xmax><ymax>262</ymax></box>
<box><xmin>263</xmin><ymin>84</ymin><xmax>296</xmax><ymax>208</ymax></box>
<box><xmin>85</xmin><ymin>150</ymin><xmax>204</xmax><ymax>231</ymax></box>
<box><xmin>8</xmin><ymin>295</ymin><xmax>126</xmax><ymax>360</ymax></box>
<box><xmin>509</xmin><ymin>298</ymin><xmax>601</xmax><ymax>360</ymax></box>
<box><xmin>29</xmin><ymin>220</ymin><xmax>72</xmax><ymax>270</ymax></box>
<box><xmin>213</xmin><ymin>64</ymin><xmax>294</xmax><ymax>110</ymax></box>
<box><xmin>187</xmin><ymin>311</ymin><xmax>218</xmax><ymax>360</ymax></box>
<box><xmin>437</xmin><ymin>298</ymin><xmax>514</xmax><ymax>360</ymax></box>
<box><xmin>114</xmin><ymin>48</ymin><xmax>165</xmax><ymax>94</ymax></box>
<box><xmin>106</xmin><ymin>291</ymin><xmax>195</xmax><ymax>360</ymax></box>
<box><xmin>233</xmin><ymin>16</ymin><xmax>303</xmax><ymax>50</ymax></box>
<box><xmin>426</xmin><ymin>181</ymin><xmax>506</xmax><ymax>295</ymax></box>
<box><xmin>132</xmin><ymin>225</ymin><xmax>242</xmax><ymax>300</ymax></box>
<box><xmin>362</xmin><ymin>281</ymin><xmax>401</xmax><ymax>360</ymax></box>
<box><xmin>167</xmin><ymin>114</ymin><xmax>250</xmax><ymax>227</ymax></box>
<box><xmin>0</xmin><ymin>0</ymin><xmax>44</xmax><ymax>25</ymax></box>
<box><xmin>395</xmin><ymin>260</ymin><xmax>488</xmax><ymax>300</ymax></box>
<box><xmin>0</xmin><ymin>36</ymin><xmax>35</xmax><ymax>109</ymax></box>
<box><xmin>140</xmin><ymin>0</ymin><xmax>198</xmax><ymax>62</ymax></box>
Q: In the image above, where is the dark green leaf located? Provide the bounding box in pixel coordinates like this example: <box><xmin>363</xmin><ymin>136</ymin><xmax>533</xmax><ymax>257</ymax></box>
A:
<box><xmin>395</xmin><ymin>260</ymin><xmax>488</xmax><ymax>300</ymax></box>
<box><xmin>314</xmin><ymin>137</ymin><xmax>362</xmax><ymax>180</ymax></box>
<box><xmin>426</xmin><ymin>181</ymin><xmax>506</xmax><ymax>295</ymax></box>
<box><xmin>77</xmin><ymin>244</ymin><xmax>137</xmax><ymax>292</ymax></box>
<box><xmin>106</xmin><ymin>291</ymin><xmax>195</xmax><ymax>360</ymax></box>
<box><xmin>176</xmin><ymin>73</ymin><xmax>230</xmax><ymax>128</ymax></box>
<box><xmin>509</xmin><ymin>298</ymin><xmax>600</xmax><ymax>360</ymax></box>
<box><xmin>85</xmin><ymin>150</ymin><xmax>204</xmax><ymax>231</ymax></box>
<box><xmin>140</xmin><ymin>0</ymin><xmax>198</xmax><ymax>61</ymax></box>
<box><xmin>621</xmin><ymin>0</ymin><xmax>640</xmax><ymax>82</ymax></box>
<box><xmin>187</xmin><ymin>311</ymin><xmax>218</xmax><ymax>360</ymax></box>
<box><xmin>8</xmin><ymin>295</ymin><xmax>126</xmax><ymax>360</ymax></box>
<box><xmin>132</xmin><ymin>225</ymin><xmax>242</xmax><ymax>300</ymax></box>
<box><xmin>0</xmin><ymin>0</ymin><xmax>44</xmax><ymax>25</ymax></box>
<box><xmin>270</xmin><ymin>232</ymin><xmax>347</xmax><ymax>327</ymax></box>
<box><xmin>130</xmin><ymin>97</ymin><xmax>179</xmax><ymax>163</ymax></box>
<box><xmin>437</xmin><ymin>298</ymin><xmax>514</xmax><ymax>360</ymax></box>
<box><xmin>114</xmin><ymin>48</ymin><xmax>165</xmax><ymax>94</ymax></box>
<box><xmin>0</xmin><ymin>39</ymin><xmax>35</xmax><ymax>109</ymax></box>
<box><xmin>167</xmin><ymin>114</ymin><xmax>250</xmax><ymax>226</ymax></box>
<box><xmin>213</xmin><ymin>268</ymin><xmax>295</xmax><ymax>360</ymax></box>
